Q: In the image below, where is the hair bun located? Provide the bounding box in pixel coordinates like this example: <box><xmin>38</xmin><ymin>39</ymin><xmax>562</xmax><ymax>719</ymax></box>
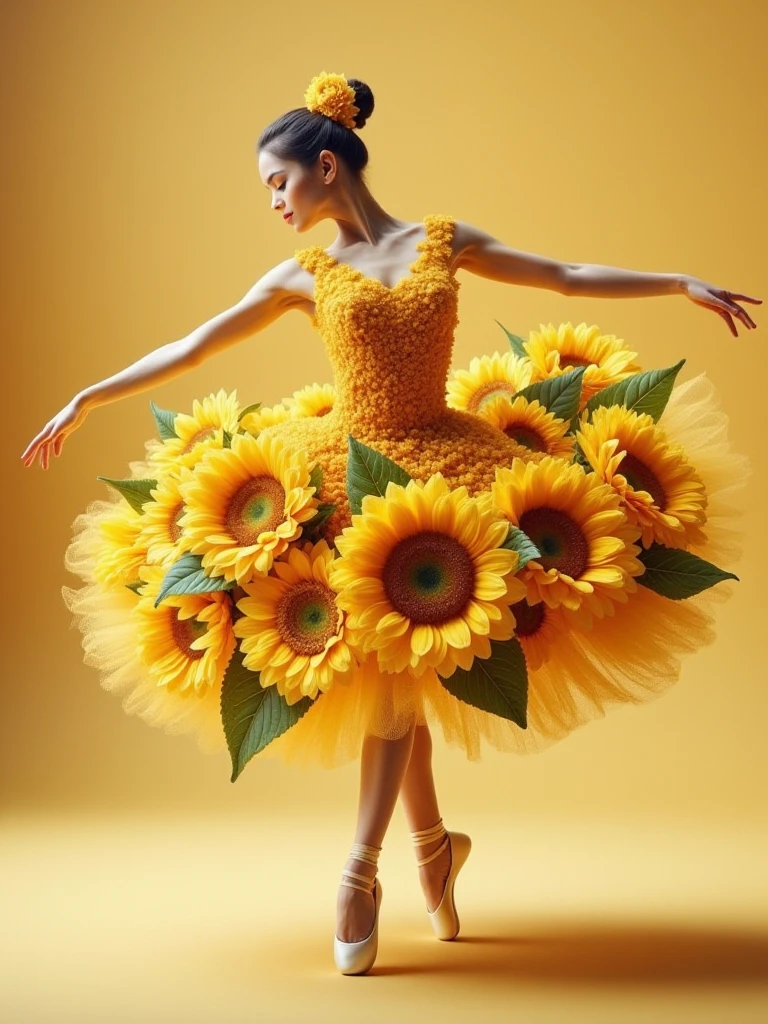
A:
<box><xmin>347</xmin><ymin>78</ymin><xmax>374</xmax><ymax>130</ymax></box>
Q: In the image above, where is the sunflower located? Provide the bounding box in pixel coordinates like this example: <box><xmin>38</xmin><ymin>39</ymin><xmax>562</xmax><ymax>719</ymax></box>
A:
<box><xmin>328</xmin><ymin>473</ymin><xmax>527</xmax><ymax>679</ymax></box>
<box><xmin>524</xmin><ymin>322</ymin><xmax>641</xmax><ymax>404</ymax></box>
<box><xmin>147</xmin><ymin>389</ymin><xmax>241</xmax><ymax>475</ymax></box>
<box><xmin>491</xmin><ymin>456</ymin><xmax>642</xmax><ymax>622</ymax></box>
<box><xmin>234</xmin><ymin>539</ymin><xmax>359</xmax><ymax>704</ymax></box>
<box><xmin>481</xmin><ymin>395</ymin><xmax>575</xmax><ymax>460</ymax></box>
<box><xmin>285</xmin><ymin>382</ymin><xmax>336</xmax><ymax>419</ymax></box>
<box><xmin>577</xmin><ymin>405</ymin><xmax>708</xmax><ymax>550</ymax></box>
<box><xmin>93</xmin><ymin>500</ymin><xmax>149</xmax><ymax>590</ymax></box>
<box><xmin>446</xmin><ymin>351</ymin><xmax>533</xmax><ymax>414</ymax></box>
<box><xmin>509</xmin><ymin>598</ymin><xmax>570</xmax><ymax>672</ymax></box>
<box><xmin>135</xmin><ymin>565</ymin><xmax>236</xmax><ymax>697</ymax></box>
<box><xmin>239</xmin><ymin>401</ymin><xmax>292</xmax><ymax>435</ymax></box>
<box><xmin>178</xmin><ymin>431</ymin><xmax>319</xmax><ymax>584</ymax></box>
<box><xmin>139</xmin><ymin>467</ymin><xmax>194</xmax><ymax>568</ymax></box>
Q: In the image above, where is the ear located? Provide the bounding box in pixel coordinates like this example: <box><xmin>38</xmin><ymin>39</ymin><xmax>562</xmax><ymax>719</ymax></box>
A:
<box><xmin>318</xmin><ymin>149</ymin><xmax>338</xmax><ymax>184</ymax></box>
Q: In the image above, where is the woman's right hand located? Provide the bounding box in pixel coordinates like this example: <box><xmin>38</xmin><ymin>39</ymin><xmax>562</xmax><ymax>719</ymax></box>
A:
<box><xmin>21</xmin><ymin>395</ymin><xmax>90</xmax><ymax>469</ymax></box>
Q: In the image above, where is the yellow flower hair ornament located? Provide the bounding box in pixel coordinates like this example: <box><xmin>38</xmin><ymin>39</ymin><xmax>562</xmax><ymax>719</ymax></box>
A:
<box><xmin>304</xmin><ymin>71</ymin><xmax>359</xmax><ymax>129</ymax></box>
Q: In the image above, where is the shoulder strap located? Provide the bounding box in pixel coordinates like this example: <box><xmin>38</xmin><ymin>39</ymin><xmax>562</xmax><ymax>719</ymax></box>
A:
<box><xmin>422</xmin><ymin>214</ymin><xmax>457</xmax><ymax>263</ymax></box>
<box><xmin>294</xmin><ymin>245</ymin><xmax>333</xmax><ymax>275</ymax></box>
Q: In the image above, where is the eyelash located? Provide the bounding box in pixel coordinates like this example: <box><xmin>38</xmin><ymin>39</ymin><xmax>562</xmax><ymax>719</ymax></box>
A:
<box><xmin>277</xmin><ymin>182</ymin><xmax>286</xmax><ymax>191</ymax></box>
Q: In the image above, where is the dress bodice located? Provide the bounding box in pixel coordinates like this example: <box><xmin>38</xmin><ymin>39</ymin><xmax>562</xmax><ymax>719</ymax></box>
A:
<box><xmin>293</xmin><ymin>214</ymin><xmax>460</xmax><ymax>435</ymax></box>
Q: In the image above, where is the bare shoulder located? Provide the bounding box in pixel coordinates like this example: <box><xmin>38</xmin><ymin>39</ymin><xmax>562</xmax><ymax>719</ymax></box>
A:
<box><xmin>260</xmin><ymin>255</ymin><xmax>316</xmax><ymax>317</ymax></box>
<box><xmin>449</xmin><ymin>220</ymin><xmax>496</xmax><ymax>271</ymax></box>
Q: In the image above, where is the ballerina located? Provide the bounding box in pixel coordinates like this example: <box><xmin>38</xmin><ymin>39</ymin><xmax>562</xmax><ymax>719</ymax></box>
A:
<box><xmin>22</xmin><ymin>71</ymin><xmax>760</xmax><ymax>975</ymax></box>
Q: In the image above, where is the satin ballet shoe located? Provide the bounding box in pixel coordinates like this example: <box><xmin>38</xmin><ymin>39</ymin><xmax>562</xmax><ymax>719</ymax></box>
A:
<box><xmin>411</xmin><ymin>819</ymin><xmax>472</xmax><ymax>941</ymax></box>
<box><xmin>333</xmin><ymin>841</ymin><xmax>383</xmax><ymax>975</ymax></box>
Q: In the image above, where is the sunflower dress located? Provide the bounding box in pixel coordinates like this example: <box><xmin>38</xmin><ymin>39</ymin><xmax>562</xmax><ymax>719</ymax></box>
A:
<box><xmin>63</xmin><ymin>213</ymin><xmax>748</xmax><ymax>776</ymax></box>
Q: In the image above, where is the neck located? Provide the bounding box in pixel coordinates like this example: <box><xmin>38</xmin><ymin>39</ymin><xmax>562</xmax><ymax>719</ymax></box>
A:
<box><xmin>328</xmin><ymin>184</ymin><xmax>406</xmax><ymax>249</ymax></box>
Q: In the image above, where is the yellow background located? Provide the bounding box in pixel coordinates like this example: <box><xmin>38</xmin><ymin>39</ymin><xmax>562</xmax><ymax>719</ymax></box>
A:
<box><xmin>3</xmin><ymin>1</ymin><xmax>767</xmax><ymax>1020</ymax></box>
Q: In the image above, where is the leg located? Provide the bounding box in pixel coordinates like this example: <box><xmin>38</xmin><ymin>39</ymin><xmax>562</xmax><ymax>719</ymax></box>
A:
<box><xmin>336</xmin><ymin>718</ymin><xmax>417</xmax><ymax>943</ymax></box>
<box><xmin>398</xmin><ymin>722</ymin><xmax>452</xmax><ymax>912</ymax></box>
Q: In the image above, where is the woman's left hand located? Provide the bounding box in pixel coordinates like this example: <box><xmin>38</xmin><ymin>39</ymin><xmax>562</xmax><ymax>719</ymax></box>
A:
<box><xmin>683</xmin><ymin>277</ymin><xmax>762</xmax><ymax>336</ymax></box>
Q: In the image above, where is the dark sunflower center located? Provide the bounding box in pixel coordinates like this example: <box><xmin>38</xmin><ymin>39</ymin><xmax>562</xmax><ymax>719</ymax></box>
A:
<box><xmin>226</xmin><ymin>475</ymin><xmax>286</xmax><ymax>546</ymax></box>
<box><xmin>510</xmin><ymin>599</ymin><xmax>546</xmax><ymax>638</ymax></box>
<box><xmin>518</xmin><ymin>506</ymin><xmax>589</xmax><ymax>579</ymax></box>
<box><xmin>469</xmin><ymin>381</ymin><xmax>516</xmax><ymax>414</ymax></box>
<box><xmin>559</xmin><ymin>353</ymin><xmax>594</xmax><ymax>369</ymax></box>
<box><xmin>181</xmin><ymin>427</ymin><xmax>216</xmax><ymax>455</ymax></box>
<box><xmin>170</xmin><ymin>610</ymin><xmax>207</xmax><ymax>660</ymax></box>
<box><xmin>503</xmin><ymin>425</ymin><xmax>548</xmax><ymax>452</ymax></box>
<box><xmin>276</xmin><ymin>580</ymin><xmax>339</xmax><ymax>655</ymax></box>
<box><xmin>382</xmin><ymin>530</ymin><xmax>476</xmax><ymax>624</ymax></box>
<box><xmin>619</xmin><ymin>454</ymin><xmax>667</xmax><ymax>509</ymax></box>
<box><xmin>168</xmin><ymin>502</ymin><xmax>185</xmax><ymax>543</ymax></box>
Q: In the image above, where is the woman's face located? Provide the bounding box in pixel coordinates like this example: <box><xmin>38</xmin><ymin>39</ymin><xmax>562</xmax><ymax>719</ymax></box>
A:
<box><xmin>258</xmin><ymin>148</ymin><xmax>330</xmax><ymax>231</ymax></box>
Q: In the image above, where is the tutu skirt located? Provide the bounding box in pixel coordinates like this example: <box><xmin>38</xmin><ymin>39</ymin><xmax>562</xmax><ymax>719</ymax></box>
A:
<box><xmin>62</xmin><ymin>327</ymin><xmax>748</xmax><ymax>775</ymax></box>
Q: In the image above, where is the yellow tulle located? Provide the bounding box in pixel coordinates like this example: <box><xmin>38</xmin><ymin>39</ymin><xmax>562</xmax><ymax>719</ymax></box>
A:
<box><xmin>63</xmin><ymin>499</ymin><xmax>227</xmax><ymax>755</ymax></box>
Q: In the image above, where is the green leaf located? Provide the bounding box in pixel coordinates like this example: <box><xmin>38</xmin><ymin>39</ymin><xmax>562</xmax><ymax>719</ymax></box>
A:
<box><xmin>238</xmin><ymin>402</ymin><xmax>262</xmax><ymax>422</ymax></box>
<box><xmin>637</xmin><ymin>542</ymin><xmax>739</xmax><ymax>600</ymax></box>
<box><xmin>220</xmin><ymin>649</ymin><xmax>315</xmax><ymax>781</ymax></box>
<box><xmin>125</xmin><ymin>580</ymin><xmax>144</xmax><ymax>595</ymax></box>
<box><xmin>494</xmin><ymin>320</ymin><xmax>528</xmax><ymax>360</ymax></box>
<box><xmin>154</xmin><ymin>553</ymin><xmax>236</xmax><ymax>607</ymax></box>
<box><xmin>308</xmin><ymin>463</ymin><xmax>323</xmax><ymax>494</ymax></box>
<box><xmin>585</xmin><ymin>360</ymin><xmax>685</xmax><ymax>422</ymax></box>
<box><xmin>149</xmin><ymin>401</ymin><xmax>178</xmax><ymax>440</ymax></box>
<box><xmin>222</xmin><ymin>430</ymin><xmax>233</xmax><ymax>449</ymax></box>
<box><xmin>346</xmin><ymin>436</ymin><xmax>412</xmax><ymax>516</ymax></box>
<box><xmin>515</xmin><ymin>367</ymin><xmax>585</xmax><ymax>423</ymax></box>
<box><xmin>97</xmin><ymin>476</ymin><xmax>158</xmax><ymax>514</ymax></box>
<box><xmin>302</xmin><ymin>503</ymin><xmax>337</xmax><ymax>541</ymax></box>
<box><xmin>501</xmin><ymin>525</ymin><xmax>541</xmax><ymax>571</ymax></box>
<box><xmin>439</xmin><ymin>637</ymin><xmax>528</xmax><ymax>728</ymax></box>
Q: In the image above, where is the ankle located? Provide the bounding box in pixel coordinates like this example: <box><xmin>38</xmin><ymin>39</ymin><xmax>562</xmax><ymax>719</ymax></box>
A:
<box><xmin>410</xmin><ymin>818</ymin><xmax>449</xmax><ymax>867</ymax></box>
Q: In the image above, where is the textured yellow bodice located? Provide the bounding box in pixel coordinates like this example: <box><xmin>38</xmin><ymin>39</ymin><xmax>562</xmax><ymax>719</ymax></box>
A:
<box><xmin>260</xmin><ymin>213</ymin><xmax>536</xmax><ymax>539</ymax></box>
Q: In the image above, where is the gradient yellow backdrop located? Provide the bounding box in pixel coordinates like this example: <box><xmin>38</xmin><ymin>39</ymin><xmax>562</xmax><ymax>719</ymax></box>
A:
<box><xmin>3</xmin><ymin>1</ymin><xmax>767</xmax><ymax>1019</ymax></box>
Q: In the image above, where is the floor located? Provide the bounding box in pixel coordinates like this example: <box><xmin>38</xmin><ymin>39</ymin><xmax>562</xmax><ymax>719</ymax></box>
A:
<box><xmin>2</xmin><ymin>813</ymin><xmax>767</xmax><ymax>1024</ymax></box>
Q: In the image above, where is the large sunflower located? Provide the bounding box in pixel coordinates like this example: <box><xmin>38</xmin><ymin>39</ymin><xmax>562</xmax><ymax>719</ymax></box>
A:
<box><xmin>178</xmin><ymin>431</ymin><xmax>319</xmax><ymax>584</ymax></box>
<box><xmin>577</xmin><ymin>405</ymin><xmax>708</xmax><ymax>549</ymax></box>
<box><xmin>147</xmin><ymin>389</ymin><xmax>241</xmax><ymax>475</ymax></box>
<box><xmin>139</xmin><ymin>467</ymin><xmax>194</xmax><ymax>568</ymax></box>
<box><xmin>524</xmin><ymin>322</ymin><xmax>640</xmax><ymax>404</ymax></box>
<box><xmin>329</xmin><ymin>473</ymin><xmax>527</xmax><ymax>679</ymax></box>
<box><xmin>234</xmin><ymin>539</ymin><xmax>359</xmax><ymax>704</ymax></box>
<box><xmin>285</xmin><ymin>382</ymin><xmax>336</xmax><ymax>419</ymax></box>
<box><xmin>239</xmin><ymin>401</ymin><xmax>292</xmax><ymax>435</ymax></box>
<box><xmin>481</xmin><ymin>395</ymin><xmax>575</xmax><ymax>460</ymax></box>
<box><xmin>135</xmin><ymin>565</ymin><xmax>236</xmax><ymax>697</ymax></box>
<box><xmin>446</xmin><ymin>351</ymin><xmax>533</xmax><ymax>414</ymax></box>
<box><xmin>93</xmin><ymin>500</ymin><xmax>148</xmax><ymax>590</ymax></box>
<box><xmin>491</xmin><ymin>456</ymin><xmax>643</xmax><ymax>622</ymax></box>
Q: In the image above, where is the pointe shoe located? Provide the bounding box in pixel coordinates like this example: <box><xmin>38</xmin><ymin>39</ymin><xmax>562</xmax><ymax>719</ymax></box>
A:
<box><xmin>411</xmin><ymin>819</ymin><xmax>472</xmax><ymax>941</ymax></box>
<box><xmin>333</xmin><ymin>841</ymin><xmax>383</xmax><ymax>975</ymax></box>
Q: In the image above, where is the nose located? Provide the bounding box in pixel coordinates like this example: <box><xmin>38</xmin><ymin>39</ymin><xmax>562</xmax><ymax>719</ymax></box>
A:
<box><xmin>271</xmin><ymin>194</ymin><xmax>284</xmax><ymax>212</ymax></box>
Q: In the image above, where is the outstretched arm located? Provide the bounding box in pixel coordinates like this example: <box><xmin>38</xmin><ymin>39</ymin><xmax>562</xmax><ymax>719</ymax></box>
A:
<box><xmin>453</xmin><ymin>221</ymin><xmax>761</xmax><ymax>337</ymax></box>
<box><xmin>22</xmin><ymin>259</ymin><xmax>304</xmax><ymax>469</ymax></box>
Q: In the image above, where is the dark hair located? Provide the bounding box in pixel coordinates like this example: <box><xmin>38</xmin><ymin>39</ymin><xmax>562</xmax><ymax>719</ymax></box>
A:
<box><xmin>257</xmin><ymin>78</ymin><xmax>375</xmax><ymax>178</ymax></box>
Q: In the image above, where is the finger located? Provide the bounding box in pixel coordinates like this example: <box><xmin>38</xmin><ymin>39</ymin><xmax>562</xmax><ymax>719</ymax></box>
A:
<box><xmin>41</xmin><ymin>442</ymin><xmax>50</xmax><ymax>471</ymax></box>
<box><xmin>724</xmin><ymin>293</ymin><xmax>762</xmax><ymax>304</ymax></box>
<box><xmin>21</xmin><ymin>423</ymin><xmax>54</xmax><ymax>462</ymax></box>
<box><xmin>23</xmin><ymin>442</ymin><xmax>43</xmax><ymax>467</ymax></box>
<box><xmin>21</xmin><ymin>435</ymin><xmax>44</xmax><ymax>462</ymax></box>
<box><xmin>717</xmin><ymin>308</ymin><xmax>737</xmax><ymax>337</ymax></box>
<box><xmin>722</xmin><ymin>299</ymin><xmax>757</xmax><ymax>330</ymax></box>
<box><xmin>54</xmin><ymin>434</ymin><xmax>64</xmax><ymax>456</ymax></box>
